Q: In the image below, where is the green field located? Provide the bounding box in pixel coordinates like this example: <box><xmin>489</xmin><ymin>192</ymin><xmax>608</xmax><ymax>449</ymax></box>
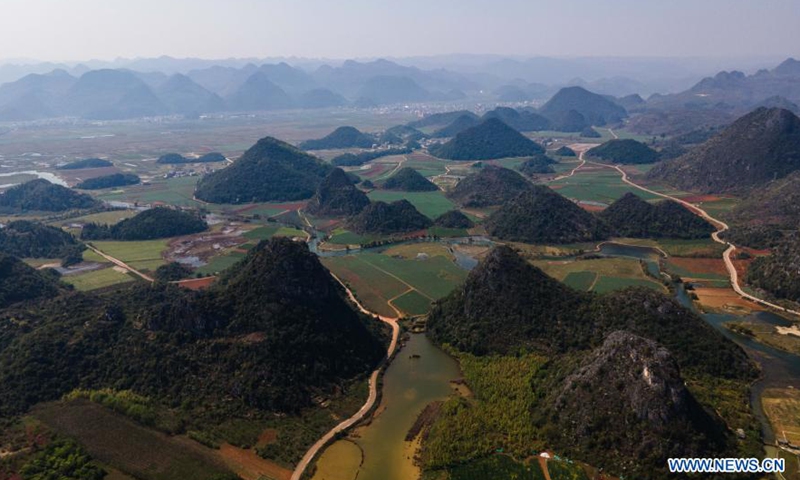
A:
<box><xmin>549</xmin><ymin>169</ymin><xmax>660</xmax><ymax>205</ymax></box>
<box><xmin>64</xmin><ymin>268</ymin><xmax>137</xmax><ymax>291</ymax></box>
<box><xmin>90</xmin><ymin>239</ymin><xmax>169</xmax><ymax>272</ymax></box>
<box><xmin>322</xmin><ymin>250</ymin><xmax>467</xmax><ymax>317</ymax></box>
<box><xmin>591</xmin><ymin>276</ymin><xmax>664</xmax><ymax>293</ymax></box>
<box><xmin>562</xmin><ymin>271</ymin><xmax>597</xmax><ymax>291</ymax></box>
<box><xmin>621</xmin><ymin>237</ymin><xmax>727</xmax><ymax>258</ymax></box>
<box><xmin>195</xmin><ymin>251</ymin><xmax>246</xmax><ymax>276</ymax></box>
<box><xmin>391</xmin><ymin>290</ymin><xmax>432</xmax><ymax>316</ymax></box>
<box><xmin>52</xmin><ymin>210</ymin><xmax>138</xmax><ymax>226</ymax></box>
<box><xmin>327</xmin><ymin>228</ymin><xmax>376</xmax><ymax>246</ymax></box>
<box><xmin>534</xmin><ymin>257</ymin><xmax>665</xmax><ymax>294</ymax></box>
<box><xmin>244</xmin><ymin>225</ymin><xmax>306</xmax><ymax>241</ymax></box>
<box><xmin>97</xmin><ymin>177</ymin><xmax>201</xmax><ymax>208</ymax></box>
<box><xmin>428</xmin><ymin>227</ymin><xmax>469</xmax><ymax>238</ymax></box>
<box><xmin>367</xmin><ymin>190</ymin><xmax>455</xmax><ymax>219</ymax></box>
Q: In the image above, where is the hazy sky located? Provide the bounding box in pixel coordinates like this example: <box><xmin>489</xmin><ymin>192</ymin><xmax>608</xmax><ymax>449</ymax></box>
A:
<box><xmin>1</xmin><ymin>0</ymin><xmax>798</xmax><ymax>61</ymax></box>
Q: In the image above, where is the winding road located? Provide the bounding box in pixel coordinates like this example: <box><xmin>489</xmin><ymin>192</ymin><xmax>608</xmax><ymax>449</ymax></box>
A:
<box><xmin>569</xmin><ymin>146</ymin><xmax>800</xmax><ymax>318</ymax></box>
<box><xmin>290</xmin><ymin>274</ymin><xmax>400</xmax><ymax>480</ymax></box>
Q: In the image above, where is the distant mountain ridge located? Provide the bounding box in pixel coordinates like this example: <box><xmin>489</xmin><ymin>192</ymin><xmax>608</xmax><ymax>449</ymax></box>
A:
<box><xmin>648</xmin><ymin>107</ymin><xmax>800</xmax><ymax>193</ymax></box>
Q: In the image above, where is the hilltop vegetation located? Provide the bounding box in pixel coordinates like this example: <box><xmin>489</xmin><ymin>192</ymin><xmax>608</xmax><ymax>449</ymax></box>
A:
<box><xmin>194</xmin><ymin>136</ymin><xmax>332</xmax><ymax>203</ymax></box>
<box><xmin>649</xmin><ymin>108</ymin><xmax>800</xmax><ymax>192</ymax></box>
<box><xmin>330</xmin><ymin>147</ymin><xmax>412</xmax><ymax>167</ymax></box>
<box><xmin>746</xmin><ymin>233</ymin><xmax>800</xmax><ymax>302</ymax></box>
<box><xmin>426</xmin><ymin>246</ymin><xmax>755</xmax><ymax>478</ymax></box>
<box><xmin>0</xmin><ymin>253</ymin><xmax>63</xmax><ymax>309</ymax></box>
<box><xmin>539</xmin><ymin>86</ymin><xmax>627</xmax><ymax>128</ymax></box>
<box><xmin>81</xmin><ymin>207</ymin><xmax>207</xmax><ymax>241</ymax></box>
<box><xmin>299</xmin><ymin>126</ymin><xmax>375</xmax><ymax>150</ymax></box>
<box><xmin>599</xmin><ymin>193</ymin><xmax>716</xmax><ymax>239</ymax></box>
<box><xmin>306</xmin><ymin>168</ymin><xmax>370</xmax><ymax>217</ymax></box>
<box><xmin>482</xmin><ymin>107</ymin><xmax>551</xmax><ymax>132</ymax></box>
<box><xmin>518</xmin><ymin>154</ymin><xmax>556</xmax><ymax>176</ymax></box>
<box><xmin>0</xmin><ymin>237</ymin><xmax>385</xmax><ymax>421</ymax></box>
<box><xmin>486</xmin><ymin>186</ymin><xmax>609</xmax><ymax>244</ymax></box>
<box><xmin>0</xmin><ymin>220</ymin><xmax>85</xmax><ymax>264</ymax></box>
<box><xmin>0</xmin><ymin>179</ymin><xmax>99</xmax><ymax>212</ymax></box>
<box><xmin>587</xmin><ymin>139</ymin><xmax>660</xmax><ymax>164</ymax></box>
<box><xmin>58</xmin><ymin>158</ymin><xmax>113</xmax><ymax>170</ymax></box>
<box><xmin>446</xmin><ymin>166</ymin><xmax>531</xmax><ymax>208</ymax></box>
<box><xmin>76</xmin><ymin>173</ymin><xmax>141</xmax><ymax>190</ymax></box>
<box><xmin>554</xmin><ymin>146</ymin><xmax>576</xmax><ymax>156</ymax></box>
<box><xmin>429</xmin><ymin>118</ymin><xmax>544</xmax><ymax>160</ymax></box>
<box><xmin>381</xmin><ymin>167</ymin><xmax>438</xmax><ymax>191</ymax></box>
<box><xmin>431</xmin><ymin>114</ymin><xmax>480</xmax><ymax>138</ymax></box>
<box><xmin>541</xmin><ymin>331</ymin><xmax>732</xmax><ymax>477</ymax></box>
<box><xmin>157</xmin><ymin>152</ymin><xmax>226</xmax><ymax>164</ymax></box>
<box><xmin>433</xmin><ymin>210</ymin><xmax>474</xmax><ymax>229</ymax></box>
<box><xmin>347</xmin><ymin>200</ymin><xmax>432</xmax><ymax>235</ymax></box>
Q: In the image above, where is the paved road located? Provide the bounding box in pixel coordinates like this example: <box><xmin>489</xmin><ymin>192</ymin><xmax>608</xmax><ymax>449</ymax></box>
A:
<box><xmin>85</xmin><ymin>244</ymin><xmax>155</xmax><ymax>283</ymax></box>
<box><xmin>573</xmin><ymin>148</ymin><xmax>800</xmax><ymax>318</ymax></box>
<box><xmin>290</xmin><ymin>274</ymin><xmax>400</xmax><ymax>480</ymax></box>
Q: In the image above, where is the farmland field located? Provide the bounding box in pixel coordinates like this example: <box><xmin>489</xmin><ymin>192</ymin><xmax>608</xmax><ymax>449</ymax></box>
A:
<box><xmin>761</xmin><ymin>388</ymin><xmax>800</xmax><ymax>447</ymax></box>
<box><xmin>548</xmin><ymin>168</ymin><xmax>660</xmax><ymax>205</ymax></box>
<box><xmin>562</xmin><ymin>271</ymin><xmax>597</xmax><ymax>291</ymax></box>
<box><xmin>96</xmin><ymin>176</ymin><xmax>201</xmax><ymax>207</ymax></box>
<box><xmin>51</xmin><ymin>210</ymin><xmax>138</xmax><ymax>226</ymax></box>
<box><xmin>367</xmin><ymin>190</ymin><xmax>455</xmax><ymax>219</ymax></box>
<box><xmin>90</xmin><ymin>239</ymin><xmax>169</xmax><ymax>272</ymax></box>
<box><xmin>33</xmin><ymin>400</ymin><xmax>235</xmax><ymax>480</ymax></box>
<box><xmin>195</xmin><ymin>251</ymin><xmax>246</xmax><ymax>276</ymax></box>
<box><xmin>391</xmin><ymin>290</ymin><xmax>432</xmax><ymax>316</ymax></box>
<box><xmin>534</xmin><ymin>257</ymin><xmax>665</xmax><ymax>294</ymax></box>
<box><xmin>326</xmin><ymin>228</ymin><xmax>376</xmax><ymax>246</ymax></box>
<box><xmin>322</xmin><ymin>251</ymin><xmax>467</xmax><ymax>316</ymax></box>
<box><xmin>64</xmin><ymin>267</ymin><xmax>137</xmax><ymax>291</ymax></box>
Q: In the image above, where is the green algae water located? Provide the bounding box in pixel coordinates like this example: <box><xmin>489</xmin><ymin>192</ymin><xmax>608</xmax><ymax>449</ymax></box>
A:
<box><xmin>319</xmin><ymin>333</ymin><xmax>461</xmax><ymax>480</ymax></box>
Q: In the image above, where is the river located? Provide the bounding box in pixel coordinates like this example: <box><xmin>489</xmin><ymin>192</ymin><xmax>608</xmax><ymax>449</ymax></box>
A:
<box><xmin>311</xmin><ymin>239</ymin><xmax>800</xmax><ymax>478</ymax></box>
<box><xmin>312</xmin><ymin>333</ymin><xmax>461</xmax><ymax>480</ymax></box>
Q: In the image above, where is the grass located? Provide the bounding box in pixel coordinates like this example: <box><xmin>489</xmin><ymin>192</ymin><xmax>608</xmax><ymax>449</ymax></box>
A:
<box><xmin>533</xmin><ymin>257</ymin><xmax>665</xmax><ymax>294</ymax></box>
<box><xmin>428</xmin><ymin>227</ymin><xmax>469</xmax><ymax>238</ymax></box>
<box><xmin>33</xmin><ymin>400</ymin><xmax>235</xmax><ymax>480</ymax></box>
<box><xmin>620</xmin><ymin>237</ymin><xmax>727</xmax><ymax>258</ymax></box>
<box><xmin>367</xmin><ymin>190</ymin><xmax>455</xmax><ymax>219</ymax></box>
<box><xmin>327</xmin><ymin>228</ymin><xmax>375</xmax><ymax>246</ymax></box>
<box><xmin>195</xmin><ymin>251</ymin><xmax>246</xmax><ymax>276</ymax></box>
<box><xmin>63</xmin><ymin>268</ymin><xmax>137</xmax><ymax>291</ymax></box>
<box><xmin>90</xmin><ymin>239</ymin><xmax>169</xmax><ymax>272</ymax></box>
<box><xmin>321</xmin><ymin>251</ymin><xmax>467</xmax><ymax>317</ymax></box>
<box><xmin>562</xmin><ymin>271</ymin><xmax>596</xmax><ymax>291</ymax></box>
<box><xmin>762</xmin><ymin>388</ymin><xmax>800</xmax><ymax>447</ymax></box>
<box><xmin>96</xmin><ymin>177</ymin><xmax>201</xmax><ymax>208</ymax></box>
<box><xmin>549</xmin><ymin>169</ymin><xmax>660</xmax><ymax>205</ymax></box>
<box><xmin>51</xmin><ymin>210</ymin><xmax>138</xmax><ymax>226</ymax></box>
<box><xmin>244</xmin><ymin>225</ymin><xmax>306</xmax><ymax>242</ymax></box>
<box><xmin>391</xmin><ymin>290</ymin><xmax>433</xmax><ymax>316</ymax></box>
<box><xmin>591</xmin><ymin>276</ymin><xmax>664</xmax><ymax>294</ymax></box>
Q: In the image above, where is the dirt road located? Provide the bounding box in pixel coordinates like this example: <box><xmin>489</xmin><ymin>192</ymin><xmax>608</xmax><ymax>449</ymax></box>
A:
<box><xmin>290</xmin><ymin>274</ymin><xmax>400</xmax><ymax>480</ymax></box>
<box><xmin>85</xmin><ymin>244</ymin><xmax>155</xmax><ymax>283</ymax></box>
<box><xmin>571</xmin><ymin>146</ymin><xmax>800</xmax><ymax>318</ymax></box>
